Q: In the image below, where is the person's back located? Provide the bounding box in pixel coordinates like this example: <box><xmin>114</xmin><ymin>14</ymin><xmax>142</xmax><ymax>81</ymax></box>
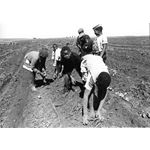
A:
<box><xmin>24</xmin><ymin>51</ymin><xmax>39</xmax><ymax>70</ymax></box>
<box><xmin>81</xmin><ymin>54</ymin><xmax>108</xmax><ymax>82</ymax></box>
<box><xmin>76</xmin><ymin>28</ymin><xmax>91</xmax><ymax>57</ymax></box>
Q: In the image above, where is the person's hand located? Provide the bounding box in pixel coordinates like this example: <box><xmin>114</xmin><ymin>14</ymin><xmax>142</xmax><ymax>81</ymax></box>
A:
<box><xmin>41</xmin><ymin>71</ymin><xmax>47</xmax><ymax>77</ymax></box>
<box><xmin>33</xmin><ymin>68</ymin><xmax>40</xmax><ymax>74</ymax></box>
<box><xmin>58</xmin><ymin>72</ymin><xmax>63</xmax><ymax>78</ymax></box>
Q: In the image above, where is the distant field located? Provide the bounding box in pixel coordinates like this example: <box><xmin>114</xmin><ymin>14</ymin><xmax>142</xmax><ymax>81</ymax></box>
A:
<box><xmin>108</xmin><ymin>36</ymin><xmax>150</xmax><ymax>47</ymax></box>
<box><xmin>0</xmin><ymin>38</ymin><xmax>30</xmax><ymax>43</ymax></box>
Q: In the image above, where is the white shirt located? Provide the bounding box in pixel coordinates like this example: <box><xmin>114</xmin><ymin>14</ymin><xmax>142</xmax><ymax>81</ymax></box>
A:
<box><xmin>93</xmin><ymin>34</ymin><xmax>108</xmax><ymax>52</ymax></box>
<box><xmin>55</xmin><ymin>48</ymin><xmax>61</xmax><ymax>61</ymax></box>
<box><xmin>52</xmin><ymin>48</ymin><xmax>61</xmax><ymax>66</ymax></box>
<box><xmin>81</xmin><ymin>54</ymin><xmax>109</xmax><ymax>83</ymax></box>
<box><xmin>23</xmin><ymin>51</ymin><xmax>39</xmax><ymax>72</ymax></box>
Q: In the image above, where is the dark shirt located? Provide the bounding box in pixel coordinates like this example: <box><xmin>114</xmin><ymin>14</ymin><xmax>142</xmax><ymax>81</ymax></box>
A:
<box><xmin>61</xmin><ymin>52</ymin><xmax>82</xmax><ymax>76</ymax></box>
<box><xmin>76</xmin><ymin>34</ymin><xmax>91</xmax><ymax>56</ymax></box>
<box><xmin>34</xmin><ymin>58</ymin><xmax>46</xmax><ymax>72</ymax></box>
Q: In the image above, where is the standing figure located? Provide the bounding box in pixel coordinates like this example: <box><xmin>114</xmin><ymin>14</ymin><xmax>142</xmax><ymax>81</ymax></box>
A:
<box><xmin>92</xmin><ymin>24</ymin><xmax>108</xmax><ymax>63</ymax></box>
<box><xmin>51</xmin><ymin>44</ymin><xmax>62</xmax><ymax>80</ymax></box>
<box><xmin>76</xmin><ymin>28</ymin><xmax>91</xmax><ymax>57</ymax></box>
<box><xmin>80</xmin><ymin>39</ymin><xmax>111</xmax><ymax>125</ymax></box>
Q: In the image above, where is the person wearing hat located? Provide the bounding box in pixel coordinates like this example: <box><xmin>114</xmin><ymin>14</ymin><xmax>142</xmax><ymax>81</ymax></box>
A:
<box><xmin>92</xmin><ymin>24</ymin><xmax>108</xmax><ymax>63</ymax></box>
<box><xmin>80</xmin><ymin>39</ymin><xmax>111</xmax><ymax>125</ymax></box>
<box><xmin>22</xmin><ymin>47</ymin><xmax>49</xmax><ymax>91</ymax></box>
<box><xmin>76</xmin><ymin>28</ymin><xmax>91</xmax><ymax>57</ymax></box>
<box><xmin>57</xmin><ymin>46</ymin><xmax>82</xmax><ymax>93</ymax></box>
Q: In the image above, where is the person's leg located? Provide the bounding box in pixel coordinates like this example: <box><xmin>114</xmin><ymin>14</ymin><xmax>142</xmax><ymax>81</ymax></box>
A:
<box><xmin>63</xmin><ymin>73</ymin><xmax>72</xmax><ymax>93</ymax></box>
<box><xmin>95</xmin><ymin>87</ymin><xmax>107</xmax><ymax>120</ymax></box>
<box><xmin>83</xmin><ymin>89</ymin><xmax>91</xmax><ymax>125</ymax></box>
<box><xmin>89</xmin><ymin>86</ymin><xmax>95</xmax><ymax>118</ymax></box>
<box><xmin>70</xmin><ymin>75</ymin><xmax>76</xmax><ymax>85</ymax></box>
<box><xmin>83</xmin><ymin>74</ymin><xmax>94</xmax><ymax>125</ymax></box>
<box><xmin>56</xmin><ymin>61</ymin><xmax>62</xmax><ymax>76</ymax></box>
<box><xmin>30</xmin><ymin>71</ymin><xmax>36</xmax><ymax>91</ymax></box>
<box><xmin>53</xmin><ymin>61</ymin><xmax>62</xmax><ymax>80</ymax></box>
<box><xmin>95</xmin><ymin>72</ymin><xmax>111</xmax><ymax>120</ymax></box>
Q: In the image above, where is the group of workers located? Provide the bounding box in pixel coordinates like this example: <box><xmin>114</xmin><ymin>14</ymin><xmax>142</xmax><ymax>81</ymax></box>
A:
<box><xmin>22</xmin><ymin>24</ymin><xmax>111</xmax><ymax>125</ymax></box>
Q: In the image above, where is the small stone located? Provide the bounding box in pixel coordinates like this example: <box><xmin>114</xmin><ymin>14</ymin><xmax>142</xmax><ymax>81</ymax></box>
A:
<box><xmin>38</xmin><ymin>95</ymin><xmax>41</xmax><ymax>99</ymax></box>
<box><xmin>142</xmin><ymin>113</ymin><xmax>146</xmax><ymax>118</ymax></box>
<box><xmin>124</xmin><ymin>97</ymin><xmax>129</xmax><ymax>101</ymax></box>
<box><xmin>108</xmin><ymin>87</ymin><xmax>113</xmax><ymax>91</ymax></box>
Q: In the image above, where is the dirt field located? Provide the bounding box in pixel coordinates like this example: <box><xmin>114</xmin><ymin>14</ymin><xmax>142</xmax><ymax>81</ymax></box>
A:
<box><xmin>0</xmin><ymin>36</ymin><xmax>150</xmax><ymax>128</ymax></box>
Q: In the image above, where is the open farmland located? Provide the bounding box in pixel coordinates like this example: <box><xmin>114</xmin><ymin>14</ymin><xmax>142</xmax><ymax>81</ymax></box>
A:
<box><xmin>0</xmin><ymin>36</ymin><xmax>150</xmax><ymax>128</ymax></box>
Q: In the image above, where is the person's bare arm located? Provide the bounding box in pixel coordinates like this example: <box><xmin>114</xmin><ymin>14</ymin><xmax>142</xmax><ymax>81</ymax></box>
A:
<box><xmin>100</xmin><ymin>43</ymin><xmax>107</xmax><ymax>57</ymax></box>
<box><xmin>58</xmin><ymin>65</ymin><xmax>64</xmax><ymax>78</ymax></box>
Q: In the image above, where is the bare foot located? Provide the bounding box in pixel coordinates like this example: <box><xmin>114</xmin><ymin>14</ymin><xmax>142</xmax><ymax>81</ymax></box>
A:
<box><xmin>31</xmin><ymin>86</ymin><xmax>37</xmax><ymax>92</ymax></box>
<box><xmin>83</xmin><ymin>116</ymin><xmax>88</xmax><ymax>125</ymax></box>
<box><xmin>95</xmin><ymin>112</ymin><xmax>104</xmax><ymax>121</ymax></box>
<box><xmin>89</xmin><ymin>111</ymin><xmax>95</xmax><ymax>118</ymax></box>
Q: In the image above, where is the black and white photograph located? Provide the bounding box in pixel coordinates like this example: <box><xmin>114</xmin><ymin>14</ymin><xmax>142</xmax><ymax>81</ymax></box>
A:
<box><xmin>1</xmin><ymin>0</ymin><xmax>150</xmax><ymax>149</ymax></box>
<box><xmin>0</xmin><ymin>0</ymin><xmax>150</xmax><ymax>128</ymax></box>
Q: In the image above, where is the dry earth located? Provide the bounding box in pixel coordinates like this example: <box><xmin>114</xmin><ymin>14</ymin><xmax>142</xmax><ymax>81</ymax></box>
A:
<box><xmin>0</xmin><ymin>36</ymin><xmax>150</xmax><ymax>128</ymax></box>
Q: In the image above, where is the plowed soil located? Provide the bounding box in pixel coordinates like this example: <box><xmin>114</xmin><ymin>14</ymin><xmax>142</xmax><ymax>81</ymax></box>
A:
<box><xmin>0</xmin><ymin>36</ymin><xmax>150</xmax><ymax>128</ymax></box>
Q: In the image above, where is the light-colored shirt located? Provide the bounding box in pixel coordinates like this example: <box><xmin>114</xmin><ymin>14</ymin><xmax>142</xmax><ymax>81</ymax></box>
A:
<box><xmin>52</xmin><ymin>48</ymin><xmax>61</xmax><ymax>66</ymax></box>
<box><xmin>23</xmin><ymin>51</ymin><xmax>39</xmax><ymax>72</ymax></box>
<box><xmin>93</xmin><ymin>34</ymin><xmax>108</xmax><ymax>52</ymax></box>
<box><xmin>81</xmin><ymin>54</ymin><xmax>109</xmax><ymax>83</ymax></box>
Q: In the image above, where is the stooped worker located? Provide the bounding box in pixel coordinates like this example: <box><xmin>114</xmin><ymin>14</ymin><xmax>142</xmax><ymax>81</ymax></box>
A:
<box><xmin>22</xmin><ymin>47</ymin><xmax>49</xmax><ymax>91</ymax></box>
<box><xmin>58</xmin><ymin>46</ymin><xmax>82</xmax><ymax>93</ymax></box>
<box><xmin>80</xmin><ymin>39</ymin><xmax>111</xmax><ymax>125</ymax></box>
<box><xmin>92</xmin><ymin>24</ymin><xmax>108</xmax><ymax>63</ymax></box>
<box><xmin>76</xmin><ymin>28</ymin><xmax>91</xmax><ymax>57</ymax></box>
<box><xmin>51</xmin><ymin>44</ymin><xmax>62</xmax><ymax>80</ymax></box>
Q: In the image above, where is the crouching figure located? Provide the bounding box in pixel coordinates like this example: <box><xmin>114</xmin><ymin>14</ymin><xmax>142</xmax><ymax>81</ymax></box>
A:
<box><xmin>58</xmin><ymin>46</ymin><xmax>82</xmax><ymax>93</ymax></box>
<box><xmin>22</xmin><ymin>47</ymin><xmax>49</xmax><ymax>91</ymax></box>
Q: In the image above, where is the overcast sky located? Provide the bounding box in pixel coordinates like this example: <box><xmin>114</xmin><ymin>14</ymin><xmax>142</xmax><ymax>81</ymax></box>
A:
<box><xmin>0</xmin><ymin>0</ymin><xmax>149</xmax><ymax>38</ymax></box>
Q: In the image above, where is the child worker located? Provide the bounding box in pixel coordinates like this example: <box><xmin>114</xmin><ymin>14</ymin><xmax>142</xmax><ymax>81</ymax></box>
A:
<box><xmin>80</xmin><ymin>39</ymin><xmax>111</xmax><ymax>125</ymax></box>
<box><xmin>23</xmin><ymin>47</ymin><xmax>49</xmax><ymax>91</ymax></box>
<box><xmin>51</xmin><ymin>44</ymin><xmax>62</xmax><ymax>80</ymax></box>
<box><xmin>57</xmin><ymin>45</ymin><xmax>82</xmax><ymax>93</ymax></box>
